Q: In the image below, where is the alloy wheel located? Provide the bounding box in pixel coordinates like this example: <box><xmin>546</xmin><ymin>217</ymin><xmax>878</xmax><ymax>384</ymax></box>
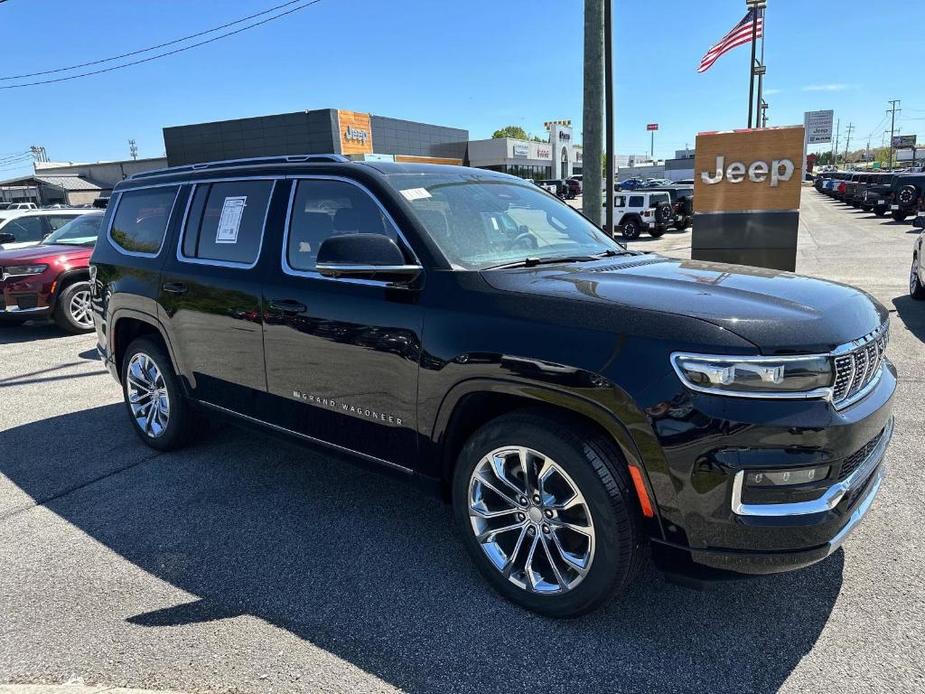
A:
<box><xmin>126</xmin><ymin>353</ymin><xmax>170</xmax><ymax>438</ymax></box>
<box><xmin>68</xmin><ymin>289</ymin><xmax>93</xmax><ymax>329</ymax></box>
<box><xmin>467</xmin><ymin>446</ymin><xmax>595</xmax><ymax>595</ymax></box>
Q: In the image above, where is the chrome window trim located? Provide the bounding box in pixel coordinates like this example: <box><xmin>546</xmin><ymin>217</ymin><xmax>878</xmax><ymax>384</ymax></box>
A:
<box><xmin>279</xmin><ymin>175</ymin><xmax>422</xmax><ymax>287</ymax></box>
<box><xmin>730</xmin><ymin>417</ymin><xmax>892</xmax><ymax>517</ymax></box>
<box><xmin>176</xmin><ymin>178</ymin><xmax>277</xmax><ymax>270</ymax></box>
<box><xmin>106</xmin><ymin>186</ymin><xmax>181</xmax><ymax>259</ymax></box>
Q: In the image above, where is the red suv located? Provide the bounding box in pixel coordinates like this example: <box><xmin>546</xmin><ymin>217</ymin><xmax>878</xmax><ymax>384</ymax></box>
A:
<box><xmin>0</xmin><ymin>211</ymin><xmax>104</xmax><ymax>333</ymax></box>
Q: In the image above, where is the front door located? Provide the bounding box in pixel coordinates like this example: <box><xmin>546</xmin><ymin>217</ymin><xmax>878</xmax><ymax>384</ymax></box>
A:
<box><xmin>158</xmin><ymin>178</ymin><xmax>281</xmax><ymax>416</ymax></box>
<box><xmin>260</xmin><ymin>177</ymin><xmax>423</xmax><ymax>468</ymax></box>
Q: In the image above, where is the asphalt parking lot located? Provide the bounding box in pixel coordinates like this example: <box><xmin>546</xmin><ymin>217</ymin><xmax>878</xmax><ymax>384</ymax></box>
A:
<box><xmin>1</xmin><ymin>189</ymin><xmax>923</xmax><ymax>694</ymax></box>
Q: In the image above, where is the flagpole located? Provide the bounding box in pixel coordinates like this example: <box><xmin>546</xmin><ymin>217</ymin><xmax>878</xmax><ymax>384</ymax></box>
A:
<box><xmin>746</xmin><ymin>0</ymin><xmax>759</xmax><ymax>128</ymax></box>
<box><xmin>756</xmin><ymin>3</ymin><xmax>766</xmax><ymax>128</ymax></box>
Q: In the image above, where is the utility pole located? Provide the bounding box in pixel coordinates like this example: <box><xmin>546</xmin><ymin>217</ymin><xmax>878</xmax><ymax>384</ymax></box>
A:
<box><xmin>582</xmin><ymin>0</ymin><xmax>605</xmax><ymax>228</ymax></box>
<box><xmin>128</xmin><ymin>139</ymin><xmax>138</xmax><ymax>160</ymax></box>
<box><xmin>832</xmin><ymin>119</ymin><xmax>840</xmax><ymax>168</ymax></box>
<box><xmin>887</xmin><ymin>99</ymin><xmax>901</xmax><ymax>171</ymax></box>
<box><xmin>604</xmin><ymin>0</ymin><xmax>614</xmax><ymax>236</ymax></box>
<box><xmin>843</xmin><ymin>123</ymin><xmax>854</xmax><ymax>168</ymax></box>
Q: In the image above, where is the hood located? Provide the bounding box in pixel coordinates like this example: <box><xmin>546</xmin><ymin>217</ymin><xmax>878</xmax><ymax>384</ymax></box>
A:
<box><xmin>480</xmin><ymin>255</ymin><xmax>888</xmax><ymax>354</ymax></box>
<box><xmin>0</xmin><ymin>243</ymin><xmax>92</xmax><ymax>264</ymax></box>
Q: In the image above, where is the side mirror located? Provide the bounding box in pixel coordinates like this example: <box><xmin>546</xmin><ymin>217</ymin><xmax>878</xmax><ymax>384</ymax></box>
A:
<box><xmin>914</xmin><ymin>216</ymin><xmax>925</xmax><ymax>229</ymax></box>
<box><xmin>316</xmin><ymin>233</ymin><xmax>422</xmax><ymax>281</ymax></box>
<box><xmin>0</xmin><ymin>232</ymin><xmax>15</xmax><ymax>244</ymax></box>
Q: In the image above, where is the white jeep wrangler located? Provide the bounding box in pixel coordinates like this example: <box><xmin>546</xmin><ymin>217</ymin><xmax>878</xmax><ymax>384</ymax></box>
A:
<box><xmin>602</xmin><ymin>191</ymin><xmax>674</xmax><ymax>239</ymax></box>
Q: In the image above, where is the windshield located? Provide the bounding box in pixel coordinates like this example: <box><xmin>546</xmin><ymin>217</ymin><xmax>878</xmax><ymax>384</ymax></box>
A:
<box><xmin>384</xmin><ymin>173</ymin><xmax>625</xmax><ymax>270</ymax></box>
<box><xmin>42</xmin><ymin>213</ymin><xmax>104</xmax><ymax>246</ymax></box>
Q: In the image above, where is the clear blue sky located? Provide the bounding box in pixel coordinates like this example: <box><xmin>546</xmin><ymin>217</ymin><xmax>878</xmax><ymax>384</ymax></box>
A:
<box><xmin>1</xmin><ymin>0</ymin><xmax>922</xmax><ymax>176</ymax></box>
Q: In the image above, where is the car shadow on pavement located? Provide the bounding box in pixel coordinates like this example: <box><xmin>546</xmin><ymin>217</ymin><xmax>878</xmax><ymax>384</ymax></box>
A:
<box><xmin>893</xmin><ymin>295</ymin><xmax>925</xmax><ymax>344</ymax></box>
<box><xmin>0</xmin><ymin>322</ymin><xmax>62</xmax><ymax>345</ymax></box>
<box><xmin>0</xmin><ymin>405</ymin><xmax>844</xmax><ymax>694</ymax></box>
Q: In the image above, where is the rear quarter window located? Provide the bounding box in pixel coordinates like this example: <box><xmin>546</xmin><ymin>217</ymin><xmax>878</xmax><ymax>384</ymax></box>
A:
<box><xmin>110</xmin><ymin>187</ymin><xmax>179</xmax><ymax>255</ymax></box>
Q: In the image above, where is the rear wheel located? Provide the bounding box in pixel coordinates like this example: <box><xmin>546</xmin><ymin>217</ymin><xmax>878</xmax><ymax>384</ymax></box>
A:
<box><xmin>874</xmin><ymin>205</ymin><xmax>887</xmax><ymax>217</ymax></box>
<box><xmin>53</xmin><ymin>281</ymin><xmax>95</xmax><ymax>334</ymax></box>
<box><xmin>892</xmin><ymin>211</ymin><xmax>909</xmax><ymax>222</ymax></box>
<box><xmin>648</xmin><ymin>226</ymin><xmax>666</xmax><ymax>238</ymax></box>
<box><xmin>121</xmin><ymin>337</ymin><xmax>194</xmax><ymax>451</ymax></box>
<box><xmin>621</xmin><ymin>218</ymin><xmax>641</xmax><ymax>240</ymax></box>
<box><xmin>452</xmin><ymin>411</ymin><xmax>644</xmax><ymax>617</ymax></box>
<box><xmin>911</xmin><ymin>255</ymin><xmax>925</xmax><ymax>300</ymax></box>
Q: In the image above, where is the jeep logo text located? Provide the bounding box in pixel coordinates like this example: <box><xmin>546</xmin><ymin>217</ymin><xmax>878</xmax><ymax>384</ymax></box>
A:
<box><xmin>701</xmin><ymin>155</ymin><xmax>794</xmax><ymax>187</ymax></box>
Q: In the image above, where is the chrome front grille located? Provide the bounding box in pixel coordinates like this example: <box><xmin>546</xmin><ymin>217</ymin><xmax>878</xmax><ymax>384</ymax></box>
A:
<box><xmin>832</xmin><ymin>325</ymin><xmax>888</xmax><ymax>406</ymax></box>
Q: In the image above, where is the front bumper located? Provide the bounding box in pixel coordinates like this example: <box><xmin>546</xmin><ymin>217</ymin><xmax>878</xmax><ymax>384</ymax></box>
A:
<box><xmin>646</xmin><ymin>359</ymin><xmax>896</xmax><ymax>577</ymax></box>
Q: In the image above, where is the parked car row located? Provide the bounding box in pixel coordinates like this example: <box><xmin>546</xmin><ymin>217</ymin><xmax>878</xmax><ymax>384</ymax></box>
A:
<box><xmin>814</xmin><ymin>169</ymin><xmax>925</xmax><ymax>304</ymax></box>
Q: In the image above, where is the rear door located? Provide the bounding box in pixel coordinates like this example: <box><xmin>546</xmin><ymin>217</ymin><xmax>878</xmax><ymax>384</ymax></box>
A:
<box><xmin>158</xmin><ymin>177</ymin><xmax>282</xmax><ymax>416</ymax></box>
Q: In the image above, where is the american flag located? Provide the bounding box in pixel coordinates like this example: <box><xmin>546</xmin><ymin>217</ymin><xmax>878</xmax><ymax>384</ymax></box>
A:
<box><xmin>697</xmin><ymin>8</ymin><xmax>763</xmax><ymax>73</ymax></box>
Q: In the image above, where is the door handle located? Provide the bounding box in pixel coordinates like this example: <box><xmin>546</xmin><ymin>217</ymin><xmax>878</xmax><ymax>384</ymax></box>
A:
<box><xmin>162</xmin><ymin>282</ymin><xmax>188</xmax><ymax>295</ymax></box>
<box><xmin>269</xmin><ymin>298</ymin><xmax>307</xmax><ymax>315</ymax></box>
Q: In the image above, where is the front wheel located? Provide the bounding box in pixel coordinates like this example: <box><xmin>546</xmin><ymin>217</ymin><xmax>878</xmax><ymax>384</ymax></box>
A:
<box><xmin>911</xmin><ymin>255</ymin><xmax>925</xmax><ymax>300</ymax></box>
<box><xmin>452</xmin><ymin>411</ymin><xmax>644</xmax><ymax>617</ymax></box>
<box><xmin>53</xmin><ymin>281</ymin><xmax>95</xmax><ymax>334</ymax></box>
<box><xmin>121</xmin><ymin>337</ymin><xmax>194</xmax><ymax>451</ymax></box>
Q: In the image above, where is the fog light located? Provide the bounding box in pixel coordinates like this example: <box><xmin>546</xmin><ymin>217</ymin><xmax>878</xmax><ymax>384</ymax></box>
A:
<box><xmin>745</xmin><ymin>466</ymin><xmax>830</xmax><ymax>487</ymax></box>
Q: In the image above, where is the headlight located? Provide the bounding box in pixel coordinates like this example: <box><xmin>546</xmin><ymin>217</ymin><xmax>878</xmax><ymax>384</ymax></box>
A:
<box><xmin>671</xmin><ymin>352</ymin><xmax>833</xmax><ymax>397</ymax></box>
<box><xmin>2</xmin><ymin>264</ymin><xmax>48</xmax><ymax>278</ymax></box>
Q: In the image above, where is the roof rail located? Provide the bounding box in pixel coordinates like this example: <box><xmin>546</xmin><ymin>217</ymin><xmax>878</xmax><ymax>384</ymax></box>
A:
<box><xmin>128</xmin><ymin>154</ymin><xmax>352</xmax><ymax>180</ymax></box>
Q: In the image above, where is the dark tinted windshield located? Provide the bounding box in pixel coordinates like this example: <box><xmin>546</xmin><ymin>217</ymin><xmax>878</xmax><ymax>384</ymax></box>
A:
<box><xmin>384</xmin><ymin>173</ymin><xmax>623</xmax><ymax>270</ymax></box>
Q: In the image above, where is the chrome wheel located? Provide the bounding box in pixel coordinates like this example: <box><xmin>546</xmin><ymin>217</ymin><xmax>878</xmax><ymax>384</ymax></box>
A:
<box><xmin>126</xmin><ymin>353</ymin><xmax>170</xmax><ymax>438</ymax></box>
<box><xmin>468</xmin><ymin>446</ymin><xmax>595</xmax><ymax>595</ymax></box>
<box><xmin>68</xmin><ymin>288</ymin><xmax>93</xmax><ymax>329</ymax></box>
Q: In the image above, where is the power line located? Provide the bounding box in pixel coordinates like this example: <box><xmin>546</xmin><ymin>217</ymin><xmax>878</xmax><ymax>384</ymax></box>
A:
<box><xmin>0</xmin><ymin>0</ymin><xmax>307</xmax><ymax>81</ymax></box>
<box><xmin>0</xmin><ymin>0</ymin><xmax>323</xmax><ymax>89</ymax></box>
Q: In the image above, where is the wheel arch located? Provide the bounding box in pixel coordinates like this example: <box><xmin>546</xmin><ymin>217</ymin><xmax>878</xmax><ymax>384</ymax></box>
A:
<box><xmin>110</xmin><ymin>310</ymin><xmax>184</xmax><ymax>387</ymax></box>
<box><xmin>431</xmin><ymin>378</ymin><xmax>661</xmax><ymax>533</ymax></box>
<box><xmin>49</xmin><ymin>268</ymin><xmax>90</xmax><ymax>310</ymax></box>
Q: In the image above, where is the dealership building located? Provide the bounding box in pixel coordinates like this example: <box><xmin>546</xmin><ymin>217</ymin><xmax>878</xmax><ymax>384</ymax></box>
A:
<box><xmin>468</xmin><ymin>120</ymin><xmax>583</xmax><ymax>180</ymax></box>
<box><xmin>163</xmin><ymin>108</ymin><xmax>469</xmax><ymax>167</ymax></box>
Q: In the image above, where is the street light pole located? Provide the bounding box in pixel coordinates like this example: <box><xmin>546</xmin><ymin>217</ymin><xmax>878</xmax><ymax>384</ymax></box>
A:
<box><xmin>582</xmin><ymin>0</ymin><xmax>604</xmax><ymax>227</ymax></box>
<box><xmin>604</xmin><ymin>0</ymin><xmax>614</xmax><ymax>236</ymax></box>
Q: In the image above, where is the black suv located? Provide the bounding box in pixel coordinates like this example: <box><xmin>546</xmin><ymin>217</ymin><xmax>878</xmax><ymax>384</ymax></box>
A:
<box><xmin>639</xmin><ymin>184</ymin><xmax>694</xmax><ymax>230</ymax></box>
<box><xmin>90</xmin><ymin>156</ymin><xmax>895</xmax><ymax>617</ymax></box>
<box><xmin>889</xmin><ymin>172</ymin><xmax>925</xmax><ymax>222</ymax></box>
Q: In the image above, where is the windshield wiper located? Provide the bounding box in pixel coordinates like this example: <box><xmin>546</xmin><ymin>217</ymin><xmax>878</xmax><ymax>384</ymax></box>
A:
<box><xmin>486</xmin><ymin>254</ymin><xmax>612</xmax><ymax>270</ymax></box>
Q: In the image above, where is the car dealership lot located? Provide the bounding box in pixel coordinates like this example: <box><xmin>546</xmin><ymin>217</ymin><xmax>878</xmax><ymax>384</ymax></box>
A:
<box><xmin>0</xmin><ymin>190</ymin><xmax>923</xmax><ymax>694</ymax></box>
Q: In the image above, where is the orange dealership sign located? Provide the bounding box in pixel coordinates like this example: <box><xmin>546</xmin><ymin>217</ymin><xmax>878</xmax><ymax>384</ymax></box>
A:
<box><xmin>337</xmin><ymin>110</ymin><xmax>373</xmax><ymax>156</ymax></box>
<box><xmin>693</xmin><ymin>126</ymin><xmax>805</xmax><ymax>213</ymax></box>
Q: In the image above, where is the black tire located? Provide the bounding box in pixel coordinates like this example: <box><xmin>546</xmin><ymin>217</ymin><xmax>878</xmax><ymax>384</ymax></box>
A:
<box><xmin>891</xmin><ymin>210</ymin><xmax>909</xmax><ymax>222</ymax></box>
<box><xmin>897</xmin><ymin>184</ymin><xmax>919</xmax><ymax>207</ymax></box>
<box><xmin>874</xmin><ymin>206</ymin><xmax>887</xmax><ymax>217</ymax></box>
<box><xmin>911</xmin><ymin>255</ymin><xmax>925</xmax><ymax>300</ymax></box>
<box><xmin>121</xmin><ymin>337</ymin><xmax>194</xmax><ymax>451</ymax></box>
<box><xmin>654</xmin><ymin>201</ymin><xmax>673</xmax><ymax>227</ymax></box>
<box><xmin>649</xmin><ymin>226</ymin><xmax>666</xmax><ymax>238</ymax></box>
<box><xmin>621</xmin><ymin>218</ymin><xmax>641</xmax><ymax>240</ymax></box>
<box><xmin>452</xmin><ymin>411</ymin><xmax>644</xmax><ymax>618</ymax></box>
<box><xmin>53</xmin><ymin>280</ymin><xmax>95</xmax><ymax>334</ymax></box>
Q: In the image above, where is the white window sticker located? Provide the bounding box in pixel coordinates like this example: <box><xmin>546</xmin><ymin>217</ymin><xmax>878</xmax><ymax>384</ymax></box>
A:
<box><xmin>400</xmin><ymin>187</ymin><xmax>432</xmax><ymax>201</ymax></box>
<box><xmin>215</xmin><ymin>196</ymin><xmax>247</xmax><ymax>244</ymax></box>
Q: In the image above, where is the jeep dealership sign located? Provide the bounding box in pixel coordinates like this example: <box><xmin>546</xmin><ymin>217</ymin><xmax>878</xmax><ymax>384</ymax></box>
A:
<box><xmin>692</xmin><ymin>125</ymin><xmax>806</xmax><ymax>271</ymax></box>
<box><xmin>804</xmin><ymin>110</ymin><xmax>834</xmax><ymax>145</ymax></box>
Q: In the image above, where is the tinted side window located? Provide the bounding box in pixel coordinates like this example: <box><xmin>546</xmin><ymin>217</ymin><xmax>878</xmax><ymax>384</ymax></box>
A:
<box><xmin>286</xmin><ymin>179</ymin><xmax>399</xmax><ymax>272</ymax></box>
<box><xmin>628</xmin><ymin>195</ymin><xmax>644</xmax><ymax>208</ymax></box>
<box><xmin>1</xmin><ymin>216</ymin><xmax>45</xmax><ymax>242</ymax></box>
<box><xmin>182</xmin><ymin>180</ymin><xmax>273</xmax><ymax>265</ymax></box>
<box><xmin>110</xmin><ymin>187</ymin><xmax>179</xmax><ymax>255</ymax></box>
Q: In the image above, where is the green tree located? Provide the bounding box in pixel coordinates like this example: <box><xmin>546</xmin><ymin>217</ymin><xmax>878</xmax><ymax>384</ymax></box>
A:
<box><xmin>492</xmin><ymin>125</ymin><xmax>530</xmax><ymax>140</ymax></box>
